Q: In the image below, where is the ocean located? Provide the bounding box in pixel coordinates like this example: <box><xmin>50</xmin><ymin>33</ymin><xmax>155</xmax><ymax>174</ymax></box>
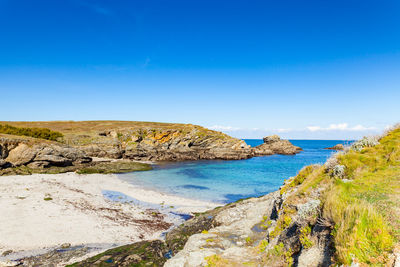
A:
<box><xmin>118</xmin><ymin>140</ymin><xmax>352</xmax><ymax>204</ymax></box>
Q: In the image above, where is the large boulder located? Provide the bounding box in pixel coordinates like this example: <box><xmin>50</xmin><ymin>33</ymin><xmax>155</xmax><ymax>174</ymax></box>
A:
<box><xmin>324</xmin><ymin>144</ymin><xmax>344</xmax><ymax>150</ymax></box>
<box><xmin>3</xmin><ymin>140</ymin><xmax>92</xmax><ymax>169</ymax></box>
<box><xmin>0</xmin><ymin>138</ymin><xmax>20</xmax><ymax>159</ymax></box>
<box><xmin>34</xmin><ymin>146</ymin><xmax>91</xmax><ymax>165</ymax></box>
<box><xmin>253</xmin><ymin>135</ymin><xmax>302</xmax><ymax>156</ymax></box>
<box><xmin>6</xmin><ymin>143</ymin><xmax>38</xmax><ymax>166</ymax></box>
<box><xmin>263</xmin><ymin>135</ymin><xmax>281</xmax><ymax>144</ymax></box>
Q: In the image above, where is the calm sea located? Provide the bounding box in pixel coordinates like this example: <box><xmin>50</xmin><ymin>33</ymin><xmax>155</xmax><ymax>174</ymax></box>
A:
<box><xmin>118</xmin><ymin>140</ymin><xmax>352</xmax><ymax>204</ymax></box>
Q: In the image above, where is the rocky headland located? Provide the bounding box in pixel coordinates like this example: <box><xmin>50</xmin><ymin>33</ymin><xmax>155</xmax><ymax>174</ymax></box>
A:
<box><xmin>0</xmin><ymin>121</ymin><xmax>302</xmax><ymax>175</ymax></box>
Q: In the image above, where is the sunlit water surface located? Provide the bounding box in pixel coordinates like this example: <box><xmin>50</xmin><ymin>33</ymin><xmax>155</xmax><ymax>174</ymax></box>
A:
<box><xmin>118</xmin><ymin>140</ymin><xmax>351</xmax><ymax>204</ymax></box>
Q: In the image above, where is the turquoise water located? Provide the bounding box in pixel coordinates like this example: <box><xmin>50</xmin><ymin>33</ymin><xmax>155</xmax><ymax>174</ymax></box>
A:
<box><xmin>118</xmin><ymin>140</ymin><xmax>352</xmax><ymax>204</ymax></box>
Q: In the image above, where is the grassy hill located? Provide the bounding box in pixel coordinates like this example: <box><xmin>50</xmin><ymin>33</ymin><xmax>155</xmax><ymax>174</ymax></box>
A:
<box><xmin>0</xmin><ymin>120</ymin><xmax>219</xmax><ymax>137</ymax></box>
<box><xmin>278</xmin><ymin>125</ymin><xmax>400</xmax><ymax>265</ymax></box>
<box><xmin>0</xmin><ymin>120</ymin><xmax>234</xmax><ymax>147</ymax></box>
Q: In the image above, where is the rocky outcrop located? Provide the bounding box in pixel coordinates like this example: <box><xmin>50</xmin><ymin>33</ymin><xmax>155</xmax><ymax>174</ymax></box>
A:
<box><xmin>1</xmin><ymin>122</ymin><xmax>304</xmax><ymax>174</ymax></box>
<box><xmin>253</xmin><ymin>135</ymin><xmax>302</xmax><ymax>156</ymax></box>
<box><xmin>65</xmin><ymin>202</ymin><xmax>226</xmax><ymax>266</ymax></box>
<box><xmin>68</xmin><ymin>177</ymin><xmax>332</xmax><ymax>267</ymax></box>
<box><xmin>1</xmin><ymin>122</ymin><xmax>305</xmax><ymax>162</ymax></box>
<box><xmin>70</xmin><ymin>128</ymin><xmax>253</xmax><ymax>161</ymax></box>
<box><xmin>324</xmin><ymin>144</ymin><xmax>344</xmax><ymax>150</ymax></box>
<box><xmin>0</xmin><ymin>137</ymin><xmax>91</xmax><ymax>170</ymax></box>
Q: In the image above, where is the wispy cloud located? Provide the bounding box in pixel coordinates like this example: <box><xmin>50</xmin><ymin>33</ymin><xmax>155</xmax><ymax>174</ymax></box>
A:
<box><xmin>205</xmin><ymin>123</ymin><xmax>382</xmax><ymax>139</ymax></box>
<box><xmin>306</xmin><ymin>123</ymin><xmax>376</xmax><ymax>132</ymax></box>
<box><xmin>209</xmin><ymin>123</ymin><xmax>376</xmax><ymax>134</ymax></box>
<box><xmin>209</xmin><ymin>126</ymin><xmax>293</xmax><ymax>133</ymax></box>
<box><xmin>208</xmin><ymin>125</ymin><xmax>241</xmax><ymax>131</ymax></box>
<box><xmin>275</xmin><ymin>128</ymin><xmax>292</xmax><ymax>133</ymax></box>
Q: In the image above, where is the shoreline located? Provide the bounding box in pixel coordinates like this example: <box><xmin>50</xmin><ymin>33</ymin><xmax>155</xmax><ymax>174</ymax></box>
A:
<box><xmin>0</xmin><ymin>172</ymin><xmax>219</xmax><ymax>265</ymax></box>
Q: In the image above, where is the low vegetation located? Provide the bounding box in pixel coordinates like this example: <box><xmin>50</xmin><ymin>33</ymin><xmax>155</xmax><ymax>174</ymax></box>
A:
<box><xmin>299</xmin><ymin>225</ymin><xmax>313</xmax><ymax>249</ymax></box>
<box><xmin>322</xmin><ymin>127</ymin><xmax>400</xmax><ymax>265</ymax></box>
<box><xmin>0</xmin><ymin>124</ymin><xmax>63</xmax><ymax>141</ymax></box>
<box><xmin>205</xmin><ymin>254</ymin><xmax>231</xmax><ymax>267</ymax></box>
<box><xmin>259</xmin><ymin>126</ymin><xmax>400</xmax><ymax>266</ymax></box>
<box><xmin>280</xmin><ymin>165</ymin><xmax>318</xmax><ymax>195</ymax></box>
<box><xmin>75</xmin><ymin>161</ymin><xmax>152</xmax><ymax>174</ymax></box>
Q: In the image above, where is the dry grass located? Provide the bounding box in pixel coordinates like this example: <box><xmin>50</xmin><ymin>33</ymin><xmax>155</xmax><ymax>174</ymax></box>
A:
<box><xmin>0</xmin><ymin>120</ymin><xmax>204</xmax><ymax>134</ymax></box>
<box><xmin>0</xmin><ymin>121</ymin><xmax>234</xmax><ymax>145</ymax></box>
<box><xmin>275</xmin><ymin>127</ymin><xmax>400</xmax><ymax>265</ymax></box>
<box><xmin>322</xmin><ymin>128</ymin><xmax>400</xmax><ymax>265</ymax></box>
<box><xmin>280</xmin><ymin>165</ymin><xmax>319</xmax><ymax>195</ymax></box>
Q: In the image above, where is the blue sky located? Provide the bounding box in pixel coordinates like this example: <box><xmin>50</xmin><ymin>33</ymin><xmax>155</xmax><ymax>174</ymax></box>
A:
<box><xmin>0</xmin><ymin>0</ymin><xmax>399</xmax><ymax>139</ymax></box>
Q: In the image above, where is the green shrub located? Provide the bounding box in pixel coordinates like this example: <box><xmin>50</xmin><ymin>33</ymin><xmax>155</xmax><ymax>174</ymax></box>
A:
<box><xmin>258</xmin><ymin>240</ymin><xmax>269</xmax><ymax>252</ymax></box>
<box><xmin>0</xmin><ymin>124</ymin><xmax>63</xmax><ymax>141</ymax></box>
<box><xmin>299</xmin><ymin>226</ymin><xmax>313</xmax><ymax>249</ymax></box>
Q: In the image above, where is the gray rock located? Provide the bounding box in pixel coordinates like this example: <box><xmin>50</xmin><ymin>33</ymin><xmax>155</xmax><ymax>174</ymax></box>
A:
<box><xmin>297</xmin><ymin>246</ymin><xmax>325</xmax><ymax>267</ymax></box>
<box><xmin>0</xmin><ymin>260</ymin><xmax>20</xmax><ymax>267</ymax></box>
<box><xmin>27</xmin><ymin>161</ymin><xmax>51</xmax><ymax>168</ymax></box>
<box><xmin>60</xmin><ymin>243</ymin><xmax>71</xmax><ymax>249</ymax></box>
<box><xmin>253</xmin><ymin>135</ymin><xmax>302</xmax><ymax>156</ymax></box>
<box><xmin>263</xmin><ymin>135</ymin><xmax>281</xmax><ymax>144</ymax></box>
<box><xmin>325</xmin><ymin>144</ymin><xmax>344</xmax><ymax>150</ymax></box>
<box><xmin>1</xmin><ymin>250</ymin><xmax>13</xmax><ymax>256</ymax></box>
<box><xmin>297</xmin><ymin>199</ymin><xmax>321</xmax><ymax>220</ymax></box>
<box><xmin>0</xmin><ymin>137</ymin><xmax>92</xmax><ymax>170</ymax></box>
<box><xmin>6</xmin><ymin>143</ymin><xmax>37</xmax><ymax>166</ymax></box>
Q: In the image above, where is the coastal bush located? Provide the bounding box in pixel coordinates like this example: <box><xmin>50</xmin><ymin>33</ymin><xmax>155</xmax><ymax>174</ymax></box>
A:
<box><xmin>324</xmin><ymin>156</ymin><xmax>339</xmax><ymax>172</ymax></box>
<box><xmin>204</xmin><ymin>254</ymin><xmax>230</xmax><ymax>267</ymax></box>
<box><xmin>258</xmin><ymin>240</ymin><xmax>269</xmax><ymax>252</ymax></box>
<box><xmin>270</xmin><ymin>209</ymin><xmax>294</xmax><ymax>239</ymax></box>
<box><xmin>331</xmin><ymin>164</ymin><xmax>345</xmax><ymax>179</ymax></box>
<box><xmin>351</xmin><ymin>136</ymin><xmax>379</xmax><ymax>152</ymax></box>
<box><xmin>245</xmin><ymin>236</ymin><xmax>253</xmax><ymax>245</ymax></box>
<box><xmin>297</xmin><ymin>199</ymin><xmax>321</xmax><ymax>220</ymax></box>
<box><xmin>299</xmin><ymin>226</ymin><xmax>313</xmax><ymax>249</ymax></box>
<box><xmin>0</xmin><ymin>124</ymin><xmax>63</xmax><ymax>141</ymax></box>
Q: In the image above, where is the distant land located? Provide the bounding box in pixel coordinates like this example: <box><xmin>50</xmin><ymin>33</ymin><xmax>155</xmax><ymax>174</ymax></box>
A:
<box><xmin>0</xmin><ymin>121</ymin><xmax>301</xmax><ymax>175</ymax></box>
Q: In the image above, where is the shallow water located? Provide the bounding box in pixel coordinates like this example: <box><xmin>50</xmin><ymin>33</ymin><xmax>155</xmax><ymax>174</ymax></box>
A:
<box><xmin>102</xmin><ymin>190</ymin><xmax>192</xmax><ymax>220</ymax></box>
<box><xmin>118</xmin><ymin>140</ymin><xmax>352</xmax><ymax>204</ymax></box>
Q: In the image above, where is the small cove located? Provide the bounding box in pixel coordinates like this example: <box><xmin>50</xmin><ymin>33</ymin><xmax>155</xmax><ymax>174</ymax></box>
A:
<box><xmin>118</xmin><ymin>140</ymin><xmax>352</xmax><ymax>204</ymax></box>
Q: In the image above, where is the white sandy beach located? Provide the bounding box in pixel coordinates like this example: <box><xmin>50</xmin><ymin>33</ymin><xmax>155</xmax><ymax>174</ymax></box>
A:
<box><xmin>0</xmin><ymin>172</ymin><xmax>218</xmax><ymax>264</ymax></box>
